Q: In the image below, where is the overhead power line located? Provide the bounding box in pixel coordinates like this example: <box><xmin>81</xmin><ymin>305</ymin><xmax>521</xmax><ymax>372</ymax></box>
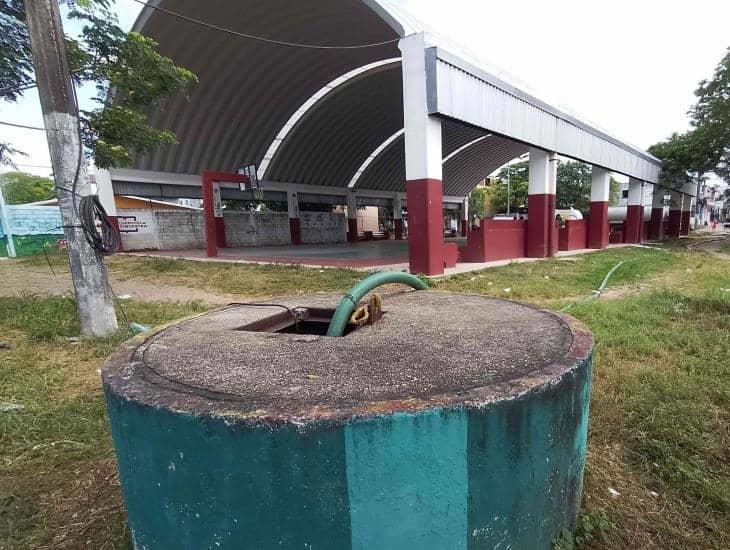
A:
<box><xmin>0</xmin><ymin>121</ymin><xmax>46</xmax><ymax>131</ymax></box>
<box><xmin>128</xmin><ymin>0</ymin><xmax>400</xmax><ymax>50</ymax></box>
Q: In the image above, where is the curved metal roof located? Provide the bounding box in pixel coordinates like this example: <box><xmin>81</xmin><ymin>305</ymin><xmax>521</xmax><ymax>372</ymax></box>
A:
<box><xmin>127</xmin><ymin>0</ymin><xmax>659</xmax><ymax>198</ymax></box>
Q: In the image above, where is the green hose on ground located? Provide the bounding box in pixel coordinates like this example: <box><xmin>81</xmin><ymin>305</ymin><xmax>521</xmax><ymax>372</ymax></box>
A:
<box><xmin>561</xmin><ymin>261</ymin><xmax>626</xmax><ymax>312</ymax></box>
<box><xmin>327</xmin><ymin>272</ymin><xmax>428</xmax><ymax>337</ymax></box>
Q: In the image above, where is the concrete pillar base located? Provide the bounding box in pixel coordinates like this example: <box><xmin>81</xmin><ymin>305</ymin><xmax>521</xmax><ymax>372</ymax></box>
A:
<box><xmin>407</xmin><ymin>179</ymin><xmax>444</xmax><ymax>276</ymax></box>
<box><xmin>648</xmin><ymin>208</ymin><xmax>664</xmax><ymax>240</ymax></box>
<box><xmin>289</xmin><ymin>218</ymin><xmax>302</xmax><ymax>245</ymax></box>
<box><xmin>587</xmin><ymin>201</ymin><xmax>609</xmax><ymax>249</ymax></box>
<box><xmin>667</xmin><ymin>210</ymin><xmax>682</xmax><ymax>237</ymax></box>
<box><xmin>625</xmin><ymin>205</ymin><xmax>643</xmax><ymax>244</ymax></box>
<box><xmin>527</xmin><ymin>194</ymin><xmax>555</xmax><ymax>258</ymax></box>
<box><xmin>680</xmin><ymin>211</ymin><xmax>691</xmax><ymax>236</ymax></box>
<box><xmin>347</xmin><ymin>219</ymin><xmax>358</xmax><ymax>242</ymax></box>
<box><xmin>394</xmin><ymin>219</ymin><xmax>404</xmax><ymax>241</ymax></box>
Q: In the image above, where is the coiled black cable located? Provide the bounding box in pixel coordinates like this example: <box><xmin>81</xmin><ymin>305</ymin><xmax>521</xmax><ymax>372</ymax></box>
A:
<box><xmin>78</xmin><ymin>194</ymin><xmax>121</xmax><ymax>255</ymax></box>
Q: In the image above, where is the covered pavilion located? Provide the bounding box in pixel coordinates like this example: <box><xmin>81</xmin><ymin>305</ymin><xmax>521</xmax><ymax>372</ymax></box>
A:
<box><xmin>99</xmin><ymin>0</ymin><xmax>695</xmax><ymax>275</ymax></box>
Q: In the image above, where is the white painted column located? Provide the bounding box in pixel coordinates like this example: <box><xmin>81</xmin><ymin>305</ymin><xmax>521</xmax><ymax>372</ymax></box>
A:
<box><xmin>400</xmin><ymin>32</ymin><xmax>442</xmax><ymax>183</ymax></box>
<box><xmin>94</xmin><ymin>169</ymin><xmax>118</xmax><ymax>218</ymax></box>
<box><xmin>527</xmin><ymin>148</ymin><xmax>557</xmax><ymax>257</ymax></box>
<box><xmin>287</xmin><ymin>187</ymin><xmax>301</xmax><ymax>245</ymax></box>
<box><xmin>400</xmin><ymin>32</ymin><xmax>445</xmax><ymax>275</ymax></box>
<box><xmin>461</xmin><ymin>196</ymin><xmax>469</xmax><ymax>236</ymax></box>
<box><xmin>393</xmin><ymin>193</ymin><xmax>404</xmax><ymax>240</ymax></box>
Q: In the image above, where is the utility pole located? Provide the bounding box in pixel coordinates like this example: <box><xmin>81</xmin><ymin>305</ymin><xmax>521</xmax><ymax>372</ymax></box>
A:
<box><xmin>24</xmin><ymin>0</ymin><xmax>118</xmax><ymax>336</ymax></box>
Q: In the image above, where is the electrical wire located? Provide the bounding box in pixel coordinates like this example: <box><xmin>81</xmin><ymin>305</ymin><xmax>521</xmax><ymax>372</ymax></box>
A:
<box><xmin>78</xmin><ymin>194</ymin><xmax>121</xmax><ymax>255</ymax></box>
<box><xmin>128</xmin><ymin>0</ymin><xmax>399</xmax><ymax>50</ymax></box>
<box><xmin>0</xmin><ymin>121</ymin><xmax>46</xmax><ymax>131</ymax></box>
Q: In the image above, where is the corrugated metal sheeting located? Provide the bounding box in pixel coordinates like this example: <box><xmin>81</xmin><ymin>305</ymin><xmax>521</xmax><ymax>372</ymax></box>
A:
<box><xmin>123</xmin><ymin>0</ymin><xmax>660</xmax><ymax>202</ymax></box>
<box><xmin>429</xmin><ymin>49</ymin><xmax>661</xmax><ymax>183</ymax></box>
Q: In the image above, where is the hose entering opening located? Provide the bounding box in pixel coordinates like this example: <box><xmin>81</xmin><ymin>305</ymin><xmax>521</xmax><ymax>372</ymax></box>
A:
<box><xmin>327</xmin><ymin>272</ymin><xmax>428</xmax><ymax>337</ymax></box>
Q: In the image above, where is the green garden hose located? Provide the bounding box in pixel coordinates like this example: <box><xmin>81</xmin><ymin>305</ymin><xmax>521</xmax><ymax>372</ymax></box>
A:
<box><xmin>327</xmin><ymin>272</ymin><xmax>428</xmax><ymax>337</ymax></box>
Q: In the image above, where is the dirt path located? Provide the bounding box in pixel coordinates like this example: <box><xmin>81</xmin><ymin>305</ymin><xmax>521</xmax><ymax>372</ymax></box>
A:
<box><xmin>0</xmin><ymin>259</ymin><xmax>237</xmax><ymax>305</ymax></box>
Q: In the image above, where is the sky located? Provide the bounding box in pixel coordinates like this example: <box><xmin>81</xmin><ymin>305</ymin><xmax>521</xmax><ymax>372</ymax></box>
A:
<box><xmin>1</xmin><ymin>0</ymin><xmax>728</xmax><ymax>186</ymax></box>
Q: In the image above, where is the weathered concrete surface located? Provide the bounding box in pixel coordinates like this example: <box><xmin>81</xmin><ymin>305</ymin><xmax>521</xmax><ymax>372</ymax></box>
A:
<box><xmin>104</xmin><ymin>291</ymin><xmax>594</xmax><ymax>550</ymax></box>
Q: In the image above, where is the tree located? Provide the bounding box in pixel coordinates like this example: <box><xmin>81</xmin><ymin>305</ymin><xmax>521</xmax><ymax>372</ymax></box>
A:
<box><xmin>556</xmin><ymin>161</ymin><xmax>591</xmax><ymax>213</ymax></box>
<box><xmin>649</xmin><ymin>48</ymin><xmax>729</xmax><ymax>200</ymax></box>
<box><xmin>609</xmin><ymin>177</ymin><xmax>622</xmax><ymax>207</ymax></box>
<box><xmin>0</xmin><ymin>171</ymin><xmax>55</xmax><ymax>204</ymax></box>
<box><xmin>485</xmin><ymin>160</ymin><xmax>529</xmax><ymax>214</ymax></box>
<box><xmin>691</xmin><ymin>47</ymin><xmax>730</xmax><ymax>183</ymax></box>
<box><xmin>469</xmin><ymin>186</ymin><xmax>488</xmax><ymax>219</ymax></box>
<box><xmin>1</xmin><ymin>0</ymin><xmax>197</xmax><ymax>168</ymax></box>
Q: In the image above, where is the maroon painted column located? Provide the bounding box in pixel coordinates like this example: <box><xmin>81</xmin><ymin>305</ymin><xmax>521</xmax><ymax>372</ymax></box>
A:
<box><xmin>648</xmin><ymin>185</ymin><xmax>665</xmax><ymax>240</ymax></box>
<box><xmin>680</xmin><ymin>193</ymin><xmax>691</xmax><ymax>236</ymax></box>
<box><xmin>393</xmin><ymin>194</ymin><xmax>404</xmax><ymax>240</ymax></box>
<box><xmin>401</xmin><ymin>32</ymin><xmax>445</xmax><ymax>275</ymax></box>
<box><xmin>202</xmin><ymin>171</ymin><xmax>249</xmax><ymax>257</ymax></box>
<box><xmin>666</xmin><ymin>190</ymin><xmax>682</xmax><ymax>238</ymax></box>
<box><xmin>624</xmin><ymin>178</ymin><xmax>644</xmax><ymax>244</ymax></box>
<box><xmin>286</xmin><ymin>189</ymin><xmax>301</xmax><ymax>245</ymax></box>
<box><xmin>394</xmin><ymin>219</ymin><xmax>404</xmax><ymax>240</ymax></box>
<box><xmin>346</xmin><ymin>192</ymin><xmax>358</xmax><ymax>242</ymax></box>
<box><xmin>526</xmin><ymin>149</ymin><xmax>557</xmax><ymax>258</ymax></box>
<box><xmin>461</xmin><ymin>197</ymin><xmax>469</xmax><ymax>237</ymax></box>
<box><xmin>587</xmin><ymin>167</ymin><xmax>610</xmax><ymax>249</ymax></box>
<box><xmin>202</xmin><ymin>173</ymin><xmax>218</xmax><ymax>258</ymax></box>
<box><xmin>407</xmin><ymin>179</ymin><xmax>444</xmax><ymax>274</ymax></box>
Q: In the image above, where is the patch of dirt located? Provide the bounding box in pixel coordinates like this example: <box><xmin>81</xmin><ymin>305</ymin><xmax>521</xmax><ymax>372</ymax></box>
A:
<box><xmin>600</xmin><ymin>284</ymin><xmax>651</xmax><ymax>301</ymax></box>
<box><xmin>0</xmin><ymin>261</ymin><xmax>236</xmax><ymax>305</ymax></box>
<box><xmin>683</xmin><ymin>233</ymin><xmax>730</xmax><ymax>259</ymax></box>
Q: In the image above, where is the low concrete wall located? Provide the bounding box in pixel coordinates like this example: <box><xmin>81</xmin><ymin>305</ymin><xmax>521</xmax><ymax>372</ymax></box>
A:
<box><xmin>156</xmin><ymin>211</ymin><xmax>205</xmax><ymax>250</ymax></box>
<box><xmin>223</xmin><ymin>211</ymin><xmax>290</xmax><ymax>247</ymax></box>
<box><xmin>119</xmin><ymin>209</ymin><xmax>348</xmax><ymax>251</ymax></box>
<box><xmin>559</xmin><ymin>220</ymin><xmax>587</xmax><ymax>251</ymax></box>
<box><xmin>300</xmin><ymin>211</ymin><xmax>346</xmax><ymax>244</ymax></box>
<box><xmin>0</xmin><ymin>205</ymin><xmax>64</xmax><ymax>257</ymax></box>
<box><xmin>119</xmin><ymin>209</ymin><xmax>205</xmax><ymax>251</ymax></box>
<box><xmin>460</xmin><ymin>220</ymin><xmax>527</xmax><ymax>262</ymax></box>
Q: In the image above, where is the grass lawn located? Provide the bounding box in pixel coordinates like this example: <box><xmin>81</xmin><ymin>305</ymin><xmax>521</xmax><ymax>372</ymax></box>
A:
<box><xmin>1</xmin><ymin>244</ymin><xmax>728</xmax><ymax>549</ymax></box>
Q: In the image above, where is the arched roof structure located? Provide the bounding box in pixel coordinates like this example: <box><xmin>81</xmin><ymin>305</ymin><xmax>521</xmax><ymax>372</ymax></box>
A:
<box><xmin>122</xmin><ymin>0</ymin><xmax>659</xmax><ymax>201</ymax></box>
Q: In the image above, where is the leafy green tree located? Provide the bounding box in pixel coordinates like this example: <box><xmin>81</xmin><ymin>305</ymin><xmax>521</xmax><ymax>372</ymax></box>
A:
<box><xmin>650</xmin><ymin>48</ymin><xmax>729</xmax><ymax>188</ymax></box>
<box><xmin>556</xmin><ymin>161</ymin><xmax>591</xmax><ymax>213</ymax></box>
<box><xmin>0</xmin><ymin>171</ymin><xmax>56</xmax><ymax>204</ymax></box>
<box><xmin>486</xmin><ymin>160</ymin><xmax>529</xmax><ymax>214</ymax></box>
<box><xmin>691</xmin><ymin>47</ymin><xmax>730</xmax><ymax>182</ymax></box>
<box><xmin>1</xmin><ymin>0</ymin><xmax>197</xmax><ymax>168</ymax></box>
<box><xmin>469</xmin><ymin>186</ymin><xmax>488</xmax><ymax>219</ymax></box>
<box><xmin>609</xmin><ymin>177</ymin><xmax>622</xmax><ymax>206</ymax></box>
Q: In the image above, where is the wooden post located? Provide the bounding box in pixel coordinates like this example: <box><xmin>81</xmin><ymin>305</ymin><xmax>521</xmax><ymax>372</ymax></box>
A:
<box><xmin>24</xmin><ymin>0</ymin><xmax>118</xmax><ymax>336</ymax></box>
